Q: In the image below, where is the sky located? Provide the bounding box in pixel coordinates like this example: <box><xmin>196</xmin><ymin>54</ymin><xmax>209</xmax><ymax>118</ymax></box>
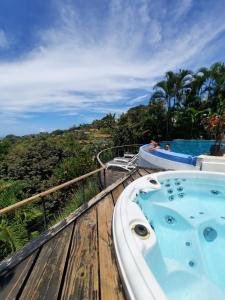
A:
<box><xmin>0</xmin><ymin>0</ymin><xmax>225</xmax><ymax>136</ymax></box>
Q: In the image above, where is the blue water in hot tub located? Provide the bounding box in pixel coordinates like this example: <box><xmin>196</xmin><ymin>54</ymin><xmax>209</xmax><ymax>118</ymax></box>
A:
<box><xmin>135</xmin><ymin>176</ymin><xmax>225</xmax><ymax>300</ymax></box>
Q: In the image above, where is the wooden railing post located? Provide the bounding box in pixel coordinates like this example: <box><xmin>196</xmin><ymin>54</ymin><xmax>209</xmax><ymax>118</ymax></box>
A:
<box><xmin>98</xmin><ymin>171</ymin><xmax>103</xmax><ymax>190</ymax></box>
<box><xmin>40</xmin><ymin>197</ymin><xmax>48</xmax><ymax>231</ymax></box>
<box><xmin>81</xmin><ymin>181</ymin><xmax>85</xmax><ymax>204</ymax></box>
<box><xmin>103</xmin><ymin>168</ymin><xmax>106</xmax><ymax>189</ymax></box>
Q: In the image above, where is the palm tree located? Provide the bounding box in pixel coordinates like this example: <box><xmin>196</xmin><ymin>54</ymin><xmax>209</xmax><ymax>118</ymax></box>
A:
<box><xmin>150</xmin><ymin>71</ymin><xmax>177</xmax><ymax>138</ymax></box>
<box><xmin>150</xmin><ymin>70</ymin><xmax>192</xmax><ymax>137</ymax></box>
<box><xmin>175</xmin><ymin>69</ymin><xmax>193</xmax><ymax>108</ymax></box>
<box><xmin>181</xmin><ymin>67</ymin><xmax>209</xmax><ymax>110</ymax></box>
<box><xmin>208</xmin><ymin>62</ymin><xmax>225</xmax><ymax>112</ymax></box>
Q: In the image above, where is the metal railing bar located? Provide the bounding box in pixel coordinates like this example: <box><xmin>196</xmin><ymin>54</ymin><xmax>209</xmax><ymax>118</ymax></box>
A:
<box><xmin>0</xmin><ymin>167</ymin><xmax>104</xmax><ymax>217</ymax></box>
<box><xmin>97</xmin><ymin>144</ymin><xmax>142</xmax><ymax>167</ymax></box>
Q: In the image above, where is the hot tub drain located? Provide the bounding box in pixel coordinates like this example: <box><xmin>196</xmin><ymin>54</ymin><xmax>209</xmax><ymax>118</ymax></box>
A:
<box><xmin>133</xmin><ymin>224</ymin><xmax>150</xmax><ymax>238</ymax></box>
<box><xmin>149</xmin><ymin>179</ymin><xmax>157</xmax><ymax>185</ymax></box>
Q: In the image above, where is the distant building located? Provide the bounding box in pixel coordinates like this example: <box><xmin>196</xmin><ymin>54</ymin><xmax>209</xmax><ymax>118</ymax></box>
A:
<box><xmin>95</xmin><ymin>134</ymin><xmax>112</xmax><ymax>139</ymax></box>
<box><xmin>79</xmin><ymin>140</ymin><xmax>89</xmax><ymax>145</ymax></box>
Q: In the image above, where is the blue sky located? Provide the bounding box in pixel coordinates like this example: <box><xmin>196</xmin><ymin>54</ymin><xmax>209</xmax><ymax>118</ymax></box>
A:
<box><xmin>0</xmin><ymin>0</ymin><xmax>225</xmax><ymax>136</ymax></box>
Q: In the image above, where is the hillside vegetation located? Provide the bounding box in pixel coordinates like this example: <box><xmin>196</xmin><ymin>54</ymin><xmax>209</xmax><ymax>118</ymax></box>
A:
<box><xmin>0</xmin><ymin>130</ymin><xmax>112</xmax><ymax>259</ymax></box>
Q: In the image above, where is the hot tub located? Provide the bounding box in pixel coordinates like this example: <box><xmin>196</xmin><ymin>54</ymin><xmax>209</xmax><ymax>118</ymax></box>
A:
<box><xmin>113</xmin><ymin>171</ymin><xmax>225</xmax><ymax>300</ymax></box>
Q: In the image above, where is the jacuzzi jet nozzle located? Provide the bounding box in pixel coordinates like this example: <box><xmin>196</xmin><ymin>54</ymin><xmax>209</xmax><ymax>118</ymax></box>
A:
<box><xmin>165</xmin><ymin>215</ymin><xmax>176</xmax><ymax>224</ymax></box>
<box><xmin>203</xmin><ymin>227</ymin><xmax>217</xmax><ymax>242</ymax></box>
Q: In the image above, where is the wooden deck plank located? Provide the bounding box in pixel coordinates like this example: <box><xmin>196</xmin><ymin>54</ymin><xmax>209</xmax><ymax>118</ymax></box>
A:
<box><xmin>131</xmin><ymin>171</ymin><xmax>142</xmax><ymax>180</ymax></box>
<box><xmin>123</xmin><ymin>176</ymin><xmax>134</xmax><ymax>187</ymax></box>
<box><xmin>97</xmin><ymin>194</ymin><xmax>125</xmax><ymax>300</ymax></box>
<box><xmin>19</xmin><ymin>223</ymin><xmax>74</xmax><ymax>300</ymax></box>
<box><xmin>138</xmin><ymin>168</ymin><xmax>150</xmax><ymax>176</ymax></box>
<box><xmin>105</xmin><ymin>169</ymin><xmax>127</xmax><ymax>187</ymax></box>
<box><xmin>61</xmin><ymin>208</ymin><xmax>99</xmax><ymax>300</ymax></box>
<box><xmin>0</xmin><ymin>250</ymin><xmax>39</xmax><ymax>300</ymax></box>
<box><xmin>144</xmin><ymin>168</ymin><xmax>162</xmax><ymax>174</ymax></box>
<box><xmin>111</xmin><ymin>184</ymin><xmax>125</xmax><ymax>204</ymax></box>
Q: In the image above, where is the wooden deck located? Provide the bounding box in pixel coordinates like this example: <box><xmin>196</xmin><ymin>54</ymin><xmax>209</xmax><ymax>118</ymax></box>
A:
<box><xmin>0</xmin><ymin>168</ymin><xmax>153</xmax><ymax>300</ymax></box>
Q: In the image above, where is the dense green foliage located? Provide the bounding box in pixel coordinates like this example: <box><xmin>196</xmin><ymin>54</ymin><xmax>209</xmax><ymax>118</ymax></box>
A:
<box><xmin>0</xmin><ymin>130</ymin><xmax>112</xmax><ymax>259</ymax></box>
<box><xmin>113</xmin><ymin>62</ymin><xmax>225</xmax><ymax>144</ymax></box>
<box><xmin>0</xmin><ymin>180</ymin><xmax>43</xmax><ymax>260</ymax></box>
<box><xmin>91</xmin><ymin>113</ymin><xmax>116</xmax><ymax>133</ymax></box>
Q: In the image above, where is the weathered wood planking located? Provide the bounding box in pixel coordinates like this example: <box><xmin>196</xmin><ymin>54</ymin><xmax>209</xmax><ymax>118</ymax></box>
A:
<box><xmin>122</xmin><ymin>176</ymin><xmax>134</xmax><ymax>188</ymax></box>
<box><xmin>112</xmin><ymin>169</ymin><xmax>156</xmax><ymax>203</ymax></box>
<box><xmin>144</xmin><ymin>167</ymin><xmax>163</xmax><ymax>174</ymax></box>
<box><xmin>97</xmin><ymin>194</ymin><xmax>125</xmax><ymax>300</ymax></box>
<box><xmin>138</xmin><ymin>168</ymin><xmax>150</xmax><ymax>176</ymax></box>
<box><xmin>131</xmin><ymin>171</ymin><xmax>142</xmax><ymax>181</ymax></box>
<box><xmin>0</xmin><ymin>250</ymin><xmax>39</xmax><ymax>300</ymax></box>
<box><xmin>61</xmin><ymin>208</ymin><xmax>99</xmax><ymax>300</ymax></box>
<box><xmin>20</xmin><ymin>223</ymin><xmax>74</xmax><ymax>300</ymax></box>
<box><xmin>105</xmin><ymin>169</ymin><xmax>127</xmax><ymax>187</ymax></box>
<box><xmin>111</xmin><ymin>184</ymin><xmax>125</xmax><ymax>204</ymax></box>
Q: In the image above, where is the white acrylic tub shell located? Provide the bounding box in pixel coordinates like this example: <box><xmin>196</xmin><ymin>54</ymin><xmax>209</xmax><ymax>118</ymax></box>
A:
<box><xmin>138</xmin><ymin>146</ymin><xmax>199</xmax><ymax>171</ymax></box>
<box><xmin>138</xmin><ymin>146</ymin><xmax>225</xmax><ymax>173</ymax></box>
<box><xmin>112</xmin><ymin>171</ymin><xmax>225</xmax><ymax>300</ymax></box>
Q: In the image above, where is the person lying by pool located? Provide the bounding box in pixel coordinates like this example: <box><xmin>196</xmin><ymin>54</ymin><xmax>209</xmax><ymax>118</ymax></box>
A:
<box><xmin>165</xmin><ymin>143</ymin><xmax>171</xmax><ymax>151</ymax></box>
<box><xmin>148</xmin><ymin>141</ymin><xmax>161</xmax><ymax>151</ymax></box>
<box><xmin>148</xmin><ymin>140</ymin><xmax>158</xmax><ymax>147</ymax></box>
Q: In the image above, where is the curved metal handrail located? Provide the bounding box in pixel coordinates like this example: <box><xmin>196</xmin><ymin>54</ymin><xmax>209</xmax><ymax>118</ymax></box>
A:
<box><xmin>97</xmin><ymin>144</ymin><xmax>142</xmax><ymax>168</ymax></box>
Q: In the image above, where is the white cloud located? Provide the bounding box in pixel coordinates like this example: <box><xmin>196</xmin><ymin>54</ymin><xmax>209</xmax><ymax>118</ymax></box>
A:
<box><xmin>0</xmin><ymin>29</ymin><xmax>9</xmax><ymax>49</ymax></box>
<box><xmin>146</xmin><ymin>20</ymin><xmax>162</xmax><ymax>45</ymax></box>
<box><xmin>173</xmin><ymin>0</ymin><xmax>193</xmax><ymax>19</ymax></box>
<box><xmin>0</xmin><ymin>0</ymin><xmax>224</xmax><ymax>121</ymax></box>
<box><xmin>129</xmin><ymin>94</ymin><xmax>149</xmax><ymax>105</ymax></box>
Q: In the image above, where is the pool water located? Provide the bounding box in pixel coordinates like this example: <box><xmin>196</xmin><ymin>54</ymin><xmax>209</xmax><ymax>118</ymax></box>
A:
<box><xmin>135</xmin><ymin>176</ymin><xmax>225</xmax><ymax>300</ymax></box>
<box><xmin>160</xmin><ymin>140</ymin><xmax>225</xmax><ymax>156</ymax></box>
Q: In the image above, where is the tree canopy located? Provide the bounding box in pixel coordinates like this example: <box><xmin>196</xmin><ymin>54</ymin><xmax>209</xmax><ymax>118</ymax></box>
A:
<box><xmin>114</xmin><ymin>62</ymin><xmax>225</xmax><ymax>144</ymax></box>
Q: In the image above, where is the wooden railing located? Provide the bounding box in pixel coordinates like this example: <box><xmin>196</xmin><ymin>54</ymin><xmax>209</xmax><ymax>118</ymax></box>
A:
<box><xmin>97</xmin><ymin>144</ymin><xmax>142</xmax><ymax>167</ymax></box>
<box><xmin>0</xmin><ymin>144</ymin><xmax>142</xmax><ymax>259</ymax></box>
<box><xmin>0</xmin><ymin>166</ymin><xmax>106</xmax><ymax>260</ymax></box>
<box><xmin>0</xmin><ymin>144</ymin><xmax>142</xmax><ymax>220</ymax></box>
<box><xmin>0</xmin><ymin>144</ymin><xmax>142</xmax><ymax>218</ymax></box>
<box><xmin>0</xmin><ymin>167</ymin><xmax>104</xmax><ymax>218</ymax></box>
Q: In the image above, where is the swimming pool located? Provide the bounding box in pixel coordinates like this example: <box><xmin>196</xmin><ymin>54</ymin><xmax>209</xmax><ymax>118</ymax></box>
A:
<box><xmin>160</xmin><ymin>140</ymin><xmax>225</xmax><ymax>156</ymax></box>
<box><xmin>113</xmin><ymin>171</ymin><xmax>225</xmax><ymax>300</ymax></box>
<box><xmin>138</xmin><ymin>141</ymin><xmax>225</xmax><ymax>172</ymax></box>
